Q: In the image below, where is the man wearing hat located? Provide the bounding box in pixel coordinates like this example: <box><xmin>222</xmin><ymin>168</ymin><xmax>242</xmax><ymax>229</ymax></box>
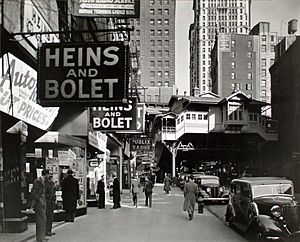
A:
<box><xmin>31</xmin><ymin>169</ymin><xmax>50</xmax><ymax>242</ymax></box>
<box><xmin>62</xmin><ymin>168</ymin><xmax>80</xmax><ymax>222</ymax></box>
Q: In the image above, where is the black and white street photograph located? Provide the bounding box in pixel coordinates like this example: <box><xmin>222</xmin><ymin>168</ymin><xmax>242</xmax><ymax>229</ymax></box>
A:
<box><xmin>1</xmin><ymin>0</ymin><xmax>300</xmax><ymax>241</ymax></box>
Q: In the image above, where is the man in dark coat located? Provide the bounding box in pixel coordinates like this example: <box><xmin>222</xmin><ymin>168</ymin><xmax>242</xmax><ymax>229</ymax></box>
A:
<box><xmin>45</xmin><ymin>174</ymin><xmax>56</xmax><ymax>236</ymax></box>
<box><xmin>62</xmin><ymin>168</ymin><xmax>79</xmax><ymax>222</ymax></box>
<box><xmin>144</xmin><ymin>177</ymin><xmax>154</xmax><ymax>208</ymax></box>
<box><xmin>183</xmin><ymin>175</ymin><xmax>198</xmax><ymax>220</ymax></box>
<box><xmin>96</xmin><ymin>175</ymin><xmax>105</xmax><ymax>209</ymax></box>
<box><xmin>31</xmin><ymin>169</ymin><xmax>49</xmax><ymax>242</ymax></box>
<box><xmin>112</xmin><ymin>176</ymin><xmax>121</xmax><ymax>209</ymax></box>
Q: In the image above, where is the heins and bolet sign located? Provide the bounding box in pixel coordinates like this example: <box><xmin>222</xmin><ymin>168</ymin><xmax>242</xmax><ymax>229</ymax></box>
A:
<box><xmin>38</xmin><ymin>42</ymin><xmax>128</xmax><ymax>106</ymax></box>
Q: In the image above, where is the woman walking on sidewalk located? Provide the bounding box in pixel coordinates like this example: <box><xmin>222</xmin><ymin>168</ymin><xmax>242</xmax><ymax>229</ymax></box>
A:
<box><xmin>131</xmin><ymin>176</ymin><xmax>140</xmax><ymax>207</ymax></box>
<box><xmin>183</xmin><ymin>175</ymin><xmax>198</xmax><ymax>220</ymax></box>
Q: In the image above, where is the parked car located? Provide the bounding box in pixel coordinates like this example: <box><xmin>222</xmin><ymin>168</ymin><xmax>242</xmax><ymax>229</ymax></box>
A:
<box><xmin>225</xmin><ymin>177</ymin><xmax>300</xmax><ymax>241</ymax></box>
<box><xmin>194</xmin><ymin>174</ymin><xmax>229</xmax><ymax>204</ymax></box>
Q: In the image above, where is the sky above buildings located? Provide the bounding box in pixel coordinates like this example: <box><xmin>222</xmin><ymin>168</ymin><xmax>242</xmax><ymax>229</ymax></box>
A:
<box><xmin>175</xmin><ymin>0</ymin><xmax>300</xmax><ymax>95</ymax></box>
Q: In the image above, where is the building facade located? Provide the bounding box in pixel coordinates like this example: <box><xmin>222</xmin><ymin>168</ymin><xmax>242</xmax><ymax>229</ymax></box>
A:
<box><xmin>189</xmin><ymin>0</ymin><xmax>251</xmax><ymax>95</ymax></box>
<box><xmin>130</xmin><ymin>0</ymin><xmax>177</xmax><ymax>104</ymax></box>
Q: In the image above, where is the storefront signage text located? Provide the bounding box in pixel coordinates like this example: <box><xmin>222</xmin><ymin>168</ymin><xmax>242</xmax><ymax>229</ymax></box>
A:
<box><xmin>130</xmin><ymin>138</ymin><xmax>152</xmax><ymax>151</ymax></box>
<box><xmin>38</xmin><ymin>42</ymin><xmax>129</xmax><ymax>106</ymax></box>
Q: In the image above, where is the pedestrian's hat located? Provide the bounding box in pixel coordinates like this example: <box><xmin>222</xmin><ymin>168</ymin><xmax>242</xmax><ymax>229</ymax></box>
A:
<box><xmin>67</xmin><ymin>168</ymin><xmax>74</xmax><ymax>174</ymax></box>
<box><xmin>42</xmin><ymin>169</ymin><xmax>50</xmax><ymax>176</ymax></box>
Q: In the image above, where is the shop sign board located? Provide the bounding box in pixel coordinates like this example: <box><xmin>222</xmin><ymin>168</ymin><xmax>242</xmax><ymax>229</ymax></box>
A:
<box><xmin>0</xmin><ymin>53</ymin><xmax>59</xmax><ymax>130</ymax></box>
<box><xmin>88</xmin><ymin>131</ymin><xmax>107</xmax><ymax>153</ymax></box>
<box><xmin>74</xmin><ymin>0</ymin><xmax>140</xmax><ymax>18</ymax></box>
<box><xmin>46</xmin><ymin>157</ymin><xmax>59</xmax><ymax>184</ymax></box>
<box><xmin>23</xmin><ymin>0</ymin><xmax>60</xmax><ymax>49</ymax></box>
<box><xmin>38</xmin><ymin>42</ymin><xmax>129</xmax><ymax>106</ymax></box>
<box><xmin>91</xmin><ymin>97</ymin><xmax>137</xmax><ymax>131</ymax></box>
<box><xmin>58</xmin><ymin>149</ymin><xmax>76</xmax><ymax>166</ymax></box>
<box><xmin>130</xmin><ymin>138</ymin><xmax>152</xmax><ymax>151</ymax></box>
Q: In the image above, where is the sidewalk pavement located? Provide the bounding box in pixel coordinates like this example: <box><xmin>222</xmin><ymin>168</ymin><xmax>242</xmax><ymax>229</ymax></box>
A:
<box><xmin>0</xmin><ymin>183</ymin><xmax>245</xmax><ymax>242</ymax></box>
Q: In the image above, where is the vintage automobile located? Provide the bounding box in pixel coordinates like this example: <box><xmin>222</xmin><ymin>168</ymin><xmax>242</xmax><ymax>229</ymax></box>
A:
<box><xmin>225</xmin><ymin>177</ymin><xmax>300</xmax><ymax>241</ymax></box>
<box><xmin>194</xmin><ymin>174</ymin><xmax>229</xmax><ymax>204</ymax></box>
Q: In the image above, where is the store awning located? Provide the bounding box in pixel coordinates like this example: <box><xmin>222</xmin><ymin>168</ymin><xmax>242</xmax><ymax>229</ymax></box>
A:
<box><xmin>35</xmin><ymin>131</ymin><xmax>86</xmax><ymax>148</ymax></box>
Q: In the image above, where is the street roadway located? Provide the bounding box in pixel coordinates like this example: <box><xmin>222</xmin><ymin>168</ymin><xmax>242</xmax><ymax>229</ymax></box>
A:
<box><xmin>22</xmin><ymin>184</ymin><xmax>246</xmax><ymax>242</ymax></box>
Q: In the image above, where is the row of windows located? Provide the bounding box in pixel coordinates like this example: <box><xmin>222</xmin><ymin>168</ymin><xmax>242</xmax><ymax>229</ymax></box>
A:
<box><xmin>150</xmin><ymin>29</ymin><xmax>170</xmax><ymax>37</ymax></box>
<box><xmin>150</xmin><ymin>0</ymin><xmax>169</xmax><ymax>5</ymax></box>
<box><xmin>150</xmin><ymin>9</ymin><xmax>169</xmax><ymax>15</ymax></box>
<box><xmin>150</xmin><ymin>81</ymin><xmax>170</xmax><ymax>87</ymax></box>
<box><xmin>150</xmin><ymin>39</ymin><xmax>170</xmax><ymax>47</ymax></box>
<box><xmin>231</xmin><ymin>72</ymin><xmax>253</xmax><ymax>80</ymax></box>
<box><xmin>150</xmin><ymin>71</ymin><xmax>170</xmax><ymax>79</ymax></box>
<box><xmin>150</xmin><ymin>60</ymin><xmax>170</xmax><ymax>68</ymax></box>
<box><xmin>176</xmin><ymin>113</ymin><xmax>208</xmax><ymax>125</ymax></box>
<box><xmin>150</xmin><ymin>50</ymin><xmax>170</xmax><ymax>58</ymax></box>
<box><xmin>150</xmin><ymin>19</ymin><xmax>169</xmax><ymax>26</ymax></box>
<box><xmin>231</xmin><ymin>83</ymin><xmax>253</xmax><ymax>90</ymax></box>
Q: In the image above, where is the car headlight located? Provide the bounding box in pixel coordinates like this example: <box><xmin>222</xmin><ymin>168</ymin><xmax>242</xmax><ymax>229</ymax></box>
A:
<box><xmin>219</xmin><ymin>187</ymin><xmax>224</xmax><ymax>192</ymax></box>
<box><xmin>206</xmin><ymin>187</ymin><xmax>211</xmax><ymax>193</ymax></box>
<box><xmin>270</xmin><ymin>205</ymin><xmax>282</xmax><ymax>218</ymax></box>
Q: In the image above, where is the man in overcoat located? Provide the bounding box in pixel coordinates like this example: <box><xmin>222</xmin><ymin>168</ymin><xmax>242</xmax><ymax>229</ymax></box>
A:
<box><xmin>31</xmin><ymin>169</ymin><xmax>49</xmax><ymax>242</ymax></box>
<box><xmin>96</xmin><ymin>175</ymin><xmax>105</xmax><ymax>209</ymax></box>
<box><xmin>183</xmin><ymin>175</ymin><xmax>198</xmax><ymax>220</ymax></box>
<box><xmin>45</xmin><ymin>174</ymin><xmax>56</xmax><ymax>236</ymax></box>
<box><xmin>112</xmin><ymin>176</ymin><xmax>121</xmax><ymax>209</ymax></box>
<box><xmin>62</xmin><ymin>168</ymin><xmax>79</xmax><ymax>222</ymax></box>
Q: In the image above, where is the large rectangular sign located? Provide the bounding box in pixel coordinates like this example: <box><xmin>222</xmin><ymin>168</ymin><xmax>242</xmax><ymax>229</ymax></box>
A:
<box><xmin>74</xmin><ymin>0</ymin><xmax>140</xmax><ymax>18</ymax></box>
<box><xmin>0</xmin><ymin>53</ymin><xmax>59</xmax><ymax>130</ymax></box>
<box><xmin>130</xmin><ymin>138</ymin><xmax>152</xmax><ymax>151</ymax></box>
<box><xmin>38</xmin><ymin>42</ymin><xmax>129</xmax><ymax>106</ymax></box>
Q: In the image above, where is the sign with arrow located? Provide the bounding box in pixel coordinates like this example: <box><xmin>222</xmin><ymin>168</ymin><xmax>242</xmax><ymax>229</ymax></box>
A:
<box><xmin>74</xmin><ymin>0</ymin><xmax>140</xmax><ymax>18</ymax></box>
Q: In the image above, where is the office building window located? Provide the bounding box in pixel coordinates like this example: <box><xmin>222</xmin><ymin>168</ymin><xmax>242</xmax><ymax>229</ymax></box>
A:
<box><xmin>261</xmin><ymin>35</ymin><xmax>266</xmax><ymax>41</ymax></box>
<box><xmin>150</xmin><ymin>9</ymin><xmax>155</xmax><ymax>15</ymax></box>
<box><xmin>157</xmin><ymin>81</ymin><xmax>162</xmax><ymax>86</ymax></box>
<box><xmin>157</xmin><ymin>9</ymin><xmax>162</xmax><ymax>15</ymax></box>
<box><xmin>158</xmin><ymin>19</ymin><xmax>162</xmax><ymax>25</ymax></box>
<box><xmin>158</xmin><ymin>30</ymin><xmax>162</xmax><ymax>36</ymax></box>
<box><xmin>150</xmin><ymin>81</ymin><xmax>155</xmax><ymax>87</ymax></box>
<box><xmin>231</xmin><ymin>72</ymin><xmax>236</xmax><ymax>79</ymax></box>
<box><xmin>150</xmin><ymin>61</ymin><xmax>155</xmax><ymax>67</ymax></box>
<box><xmin>164</xmin><ymin>9</ymin><xmax>169</xmax><ymax>15</ymax></box>
<box><xmin>231</xmin><ymin>51</ymin><xmax>236</xmax><ymax>58</ymax></box>
<box><xmin>262</xmin><ymin>45</ymin><xmax>267</xmax><ymax>52</ymax></box>
<box><xmin>165</xmin><ymin>30</ymin><xmax>169</xmax><ymax>36</ymax></box>
<box><xmin>157</xmin><ymin>50</ymin><xmax>162</xmax><ymax>57</ymax></box>
<box><xmin>246</xmin><ymin>83</ymin><xmax>253</xmax><ymax>90</ymax></box>
<box><xmin>248</xmin><ymin>40</ymin><xmax>252</xmax><ymax>48</ymax></box>
<box><xmin>164</xmin><ymin>60</ymin><xmax>169</xmax><ymax>67</ymax></box>
<box><xmin>261</xmin><ymin>79</ymin><xmax>267</xmax><ymax>87</ymax></box>
<box><xmin>150</xmin><ymin>71</ymin><xmax>155</xmax><ymax>77</ymax></box>
<box><xmin>158</xmin><ymin>71</ymin><xmax>162</xmax><ymax>78</ymax></box>
<box><xmin>271</xmin><ymin>45</ymin><xmax>275</xmax><ymax>52</ymax></box>
<box><xmin>147</xmin><ymin>95</ymin><xmax>151</xmax><ymax>102</ymax></box>
<box><xmin>165</xmin><ymin>50</ymin><xmax>169</xmax><ymax>57</ymax></box>
<box><xmin>192</xmin><ymin>114</ymin><xmax>196</xmax><ymax>120</ymax></box>
<box><xmin>164</xmin><ymin>71</ymin><xmax>169</xmax><ymax>78</ymax></box>
<box><xmin>164</xmin><ymin>0</ymin><xmax>169</xmax><ymax>5</ymax></box>
<box><xmin>248</xmin><ymin>52</ymin><xmax>252</xmax><ymax>58</ymax></box>
<box><xmin>231</xmin><ymin>62</ymin><xmax>236</xmax><ymax>68</ymax></box>
<box><xmin>262</xmin><ymin>69</ymin><xmax>267</xmax><ymax>77</ymax></box>
<box><xmin>261</xmin><ymin>90</ymin><xmax>267</xmax><ymax>97</ymax></box>
<box><xmin>186</xmin><ymin>113</ymin><xmax>191</xmax><ymax>120</ymax></box>
<box><xmin>150</xmin><ymin>50</ymin><xmax>155</xmax><ymax>57</ymax></box>
<box><xmin>136</xmin><ymin>30</ymin><xmax>140</xmax><ymax>36</ymax></box>
<box><xmin>164</xmin><ymin>81</ymin><xmax>169</xmax><ymax>87</ymax></box>
<box><xmin>150</xmin><ymin>40</ymin><xmax>155</xmax><ymax>46</ymax></box>
<box><xmin>248</xmin><ymin>62</ymin><xmax>252</xmax><ymax>69</ymax></box>
<box><xmin>270</xmin><ymin>35</ymin><xmax>274</xmax><ymax>41</ymax></box>
<box><xmin>157</xmin><ymin>40</ymin><xmax>162</xmax><ymax>47</ymax></box>
<box><xmin>165</xmin><ymin>40</ymin><xmax>169</xmax><ymax>47</ymax></box>
<box><xmin>150</xmin><ymin>19</ymin><xmax>155</xmax><ymax>26</ymax></box>
<box><xmin>157</xmin><ymin>61</ymin><xmax>162</xmax><ymax>67</ymax></box>
<box><xmin>231</xmin><ymin>40</ymin><xmax>236</xmax><ymax>47</ymax></box>
<box><xmin>165</xmin><ymin>19</ymin><xmax>169</xmax><ymax>25</ymax></box>
<box><xmin>136</xmin><ymin>40</ymin><xmax>140</xmax><ymax>46</ymax></box>
<box><xmin>150</xmin><ymin>30</ymin><xmax>155</xmax><ymax>36</ymax></box>
<box><xmin>248</xmin><ymin>73</ymin><xmax>252</xmax><ymax>80</ymax></box>
<box><xmin>150</xmin><ymin>0</ymin><xmax>155</xmax><ymax>5</ymax></box>
<box><xmin>262</xmin><ymin>58</ymin><xmax>266</xmax><ymax>66</ymax></box>
<box><xmin>158</xmin><ymin>0</ymin><xmax>162</xmax><ymax>5</ymax></box>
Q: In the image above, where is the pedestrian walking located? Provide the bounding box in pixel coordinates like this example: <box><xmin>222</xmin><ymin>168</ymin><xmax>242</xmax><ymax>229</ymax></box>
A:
<box><xmin>112</xmin><ymin>175</ymin><xmax>121</xmax><ymax>209</ymax></box>
<box><xmin>62</xmin><ymin>168</ymin><xmax>80</xmax><ymax>222</ymax></box>
<box><xmin>45</xmin><ymin>174</ymin><xmax>56</xmax><ymax>237</ymax></box>
<box><xmin>96</xmin><ymin>175</ymin><xmax>105</xmax><ymax>209</ymax></box>
<box><xmin>131</xmin><ymin>176</ymin><xmax>140</xmax><ymax>207</ymax></box>
<box><xmin>143</xmin><ymin>177</ymin><xmax>154</xmax><ymax>208</ymax></box>
<box><xmin>183</xmin><ymin>175</ymin><xmax>198</xmax><ymax>220</ymax></box>
<box><xmin>31</xmin><ymin>169</ymin><xmax>49</xmax><ymax>242</ymax></box>
<box><xmin>163</xmin><ymin>173</ymin><xmax>171</xmax><ymax>194</ymax></box>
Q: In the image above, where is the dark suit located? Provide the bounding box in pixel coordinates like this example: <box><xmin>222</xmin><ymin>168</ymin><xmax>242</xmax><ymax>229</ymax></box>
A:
<box><xmin>62</xmin><ymin>174</ymin><xmax>79</xmax><ymax>222</ymax></box>
<box><xmin>96</xmin><ymin>179</ymin><xmax>105</xmax><ymax>208</ymax></box>
<box><xmin>112</xmin><ymin>178</ymin><xmax>121</xmax><ymax>208</ymax></box>
<box><xmin>31</xmin><ymin>177</ymin><xmax>46</xmax><ymax>242</ymax></box>
<box><xmin>45</xmin><ymin>179</ymin><xmax>55</xmax><ymax>234</ymax></box>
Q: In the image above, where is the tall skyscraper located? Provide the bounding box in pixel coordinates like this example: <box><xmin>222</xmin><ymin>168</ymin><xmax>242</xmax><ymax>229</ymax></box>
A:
<box><xmin>130</xmin><ymin>0</ymin><xmax>177</xmax><ymax>104</ymax></box>
<box><xmin>189</xmin><ymin>0</ymin><xmax>251</xmax><ymax>95</ymax></box>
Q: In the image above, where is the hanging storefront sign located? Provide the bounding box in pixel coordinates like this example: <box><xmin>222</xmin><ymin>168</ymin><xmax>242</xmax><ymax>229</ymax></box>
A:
<box><xmin>0</xmin><ymin>53</ymin><xmax>59</xmax><ymax>130</ymax></box>
<box><xmin>38</xmin><ymin>42</ymin><xmax>129</xmax><ymax>106</ymax></box>
<box><xmin>130</xmin><ymin>138</ymin><xmax>152</xmax><ymax>151</ymax></box>
<box><xmin>74</xmin><ymin>0</ymin><xmax>140</xmax><ymax>18</ymax></box>
<box><xmin>91</xmin><ymin>97</ymin><xmax>137</xmax><ymax>131</ymax></box>
<box><xmin>58</xmin><ymin>149</ymin><xmax>76</xmax><ymax>166</ymax></box>
<box><xmin>88</xmin><ymin>131</ymin><xmax>107</xmax><ymax>153</ymax></box>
